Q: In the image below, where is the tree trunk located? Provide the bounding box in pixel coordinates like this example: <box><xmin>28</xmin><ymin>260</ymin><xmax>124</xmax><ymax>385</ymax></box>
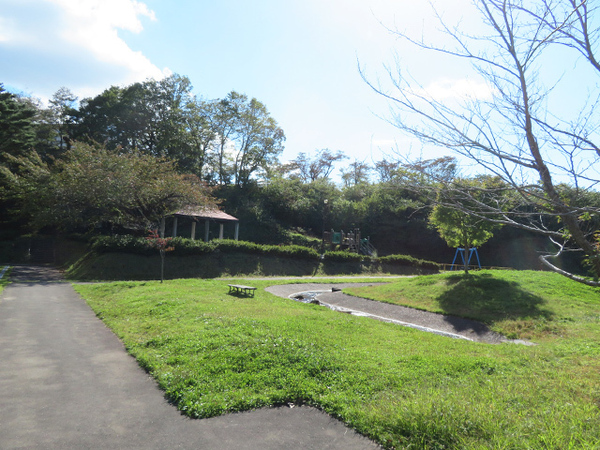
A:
<box><xmin>160</xmin><ymin>249</ymin><xmax>165</xmax><ymax>283</ymax></box>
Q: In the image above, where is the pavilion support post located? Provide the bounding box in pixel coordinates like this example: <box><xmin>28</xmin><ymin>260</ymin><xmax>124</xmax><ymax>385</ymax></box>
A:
<box><xmin>234</xmin><ymin>222</ymin><xmax>239</xmax><ymax>241</ymax></box>
<box><xmin>191</xmin><ymin>221</ymin><xmax>196</xmax><ymax>240</ymax></box>
<box><xmin>219</xmin><ymin>223</ymin><xmax>224</xmax><ymax>240</ymax></box>
<box><xmin>204</xmin><ymin>219</ymin><xmax>210</xmax><ymax>242</ymax></box>
<box><xmin>172</xmin><ymin>217</ymin><xmax>178</xmax><ymax>238</ymax></box>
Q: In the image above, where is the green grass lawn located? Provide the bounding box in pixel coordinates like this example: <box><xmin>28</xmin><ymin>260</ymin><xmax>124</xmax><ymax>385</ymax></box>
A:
<box><xmin>74</xmin><ymin>271</ymin><xmax>600</xmax><ymax>449</ymax></box>
<box><xmin>345</xmin><ymin>270</ymin><xmax>600</xmax><ymax>342</ymax></box>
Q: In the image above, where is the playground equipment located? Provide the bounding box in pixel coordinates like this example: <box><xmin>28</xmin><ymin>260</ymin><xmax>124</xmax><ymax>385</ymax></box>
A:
<box><xmin>322</xmin><ymin>228</ymin><xmax>376</xmax><ymax>255</ymax></box>
<box><xmin>450</xmin><ymin>247</ymin><xmax>481</xmax><ymax>270</ymax></box>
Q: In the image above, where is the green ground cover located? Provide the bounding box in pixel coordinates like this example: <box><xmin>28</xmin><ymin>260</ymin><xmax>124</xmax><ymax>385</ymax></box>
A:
<box><xmin>65</xmin><ymin>250</ymin><xmax>437</xmax><ymax>281</ymax></box>
<box><xmin>74</xmin><ymin>271</ymin><xmax>600</xmax><ymax>449</ymax></box>
<box><xmin>0</xmin><ymin>265</ymin><xmax>11</xmax><ymax>293</ymax></box>
<box><xmin>344</xmin><ymin>270</ymin><xmax>600</xmax><ymax>342</ymax></box>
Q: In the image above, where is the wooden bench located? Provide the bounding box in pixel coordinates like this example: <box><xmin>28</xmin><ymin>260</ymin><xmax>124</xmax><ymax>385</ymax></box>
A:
<box><xmin>228</xmin><ymin>284</ymin><xmax>257</xmax><ymax>297</ymax></box>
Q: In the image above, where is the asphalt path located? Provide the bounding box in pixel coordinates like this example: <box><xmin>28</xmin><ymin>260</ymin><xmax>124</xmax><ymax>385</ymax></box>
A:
<box><xmin>0</xmin><ymin>266</ymin><xmax>379</xmax><ymax>450</ymax></box>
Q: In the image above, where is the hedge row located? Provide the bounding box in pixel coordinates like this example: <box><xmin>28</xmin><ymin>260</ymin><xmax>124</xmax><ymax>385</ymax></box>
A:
<box><xmin>216</xmin><ymin>239</ymin><xmax>320</xmax><ymax>260</ymax></box>
<box><xmin>377</xmin><ymin>254</ymin><xmax>440</xmax><ymax>271</ymax></box>
<box><xmin>323</xmin><ymin>250</ymin><xmax>364</xmax><ymax>262</ymax></box>
<box><xmin>90</xmin><ymin>235</ymin><xmax>439</xmax><ymax>270</ymax></box>
<box><xmin>91</xmin><ymin>235</ymin><xmax>320</xmax><ymax>260</ymax></box>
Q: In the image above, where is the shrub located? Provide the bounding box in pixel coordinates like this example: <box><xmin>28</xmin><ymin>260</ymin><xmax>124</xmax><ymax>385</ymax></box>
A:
<box><xmin>285</xmin><ymin>231</ymin><xmax>321</xmax><ymax>249</ymax></box>
<box><xmin>169</xmin><ymin>237</ymin><xmax>215</xmax><ymax>255</ymax></box>
<box><xmin>263</xmin><ymin>244</ymin><xmax>320</xmax><ymax>260</ymax></box>
<box><xmin>214</xmin><ymin>239</ymin><xmax>262</xmax><ymax>254</ymax></box>
<box><xmin>323</xmin><ymin>251</ymin><xmax>364</xmax><ymax>263</ymax></box>
<box><xmin>216</xmin><ymin>240</ymin><xmax>320</xmax><ymax>260</ymax></box>
<box><xmin>91</xmin><ymin>235</ymin><xmax>153</xmax><ymax>255</ymax></box>
<box><xmin>378</xmin><ymin>254</ymin><xmax>439</xmax><ymax>271</ymax></box>
<box><xmin>91</xmin><ymin>235</ymin><xmax>320</xmax><ymax>261</ymax></box>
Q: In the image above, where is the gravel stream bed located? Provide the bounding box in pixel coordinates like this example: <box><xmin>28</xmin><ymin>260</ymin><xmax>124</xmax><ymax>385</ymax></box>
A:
<box><xmin>265</xmin><ymin>283</ymin><xmax>533</xmax><ymax>345</ymax></box>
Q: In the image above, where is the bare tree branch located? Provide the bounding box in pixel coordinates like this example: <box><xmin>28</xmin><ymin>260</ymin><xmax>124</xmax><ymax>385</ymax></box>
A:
<box><xmin>364</xmin><ymin>0</ymin><xmax>600</xmax><ymax>284</ymax></box>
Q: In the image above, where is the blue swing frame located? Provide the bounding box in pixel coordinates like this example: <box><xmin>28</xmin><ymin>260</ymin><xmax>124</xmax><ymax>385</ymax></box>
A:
<box><xmin>450</xmin><ymin>247</ymin><xmax>481</xmax><ymax>270</ymax></box>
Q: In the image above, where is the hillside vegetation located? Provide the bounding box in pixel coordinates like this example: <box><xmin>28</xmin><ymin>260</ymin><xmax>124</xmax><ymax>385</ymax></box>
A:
<box><xmin>65</xmin><ymin>237</ymin><xmax>439</xmax><ymax>281</ymax></box>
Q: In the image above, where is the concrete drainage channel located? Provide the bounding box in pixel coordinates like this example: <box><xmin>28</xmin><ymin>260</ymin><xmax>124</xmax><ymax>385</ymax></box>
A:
<box><xmin>290</xmin><ymin>289</ymin><xmax>474</xmax><ymax>341</ymax></box>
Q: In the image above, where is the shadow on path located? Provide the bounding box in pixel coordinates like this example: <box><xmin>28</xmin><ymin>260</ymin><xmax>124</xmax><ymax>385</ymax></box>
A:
<box><xmin>4</xmin><ymin>264</ymin><xmax>67</xmax><ymax>285</ymax></box>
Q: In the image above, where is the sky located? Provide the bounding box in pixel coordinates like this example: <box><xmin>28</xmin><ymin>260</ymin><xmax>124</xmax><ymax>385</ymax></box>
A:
<box><xmin>7</xmin><ymin>0</ymin><xmax>595</xmax><ymax>186</ymax></box>
<box><xmin>1</xmin><ymin>0</ymin><xmax>490</xmax><ymax>172</ymax></box>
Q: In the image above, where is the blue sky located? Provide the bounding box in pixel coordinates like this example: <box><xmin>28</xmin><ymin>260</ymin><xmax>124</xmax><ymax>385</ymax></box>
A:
<box><xmin>0</xmin><ymin>0</ymin><xmax>497</xmax><ymax>169</ymax></box>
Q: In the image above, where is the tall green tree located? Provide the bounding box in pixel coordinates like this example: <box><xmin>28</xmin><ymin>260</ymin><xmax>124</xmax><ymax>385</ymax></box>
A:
<box><xmin>70</xmin><ymin>81</ymin><xmax>284</xmax><ymax>186</ymax></box>
<box><xmin>71</xmin><ymin>85</ymin><xmax>124</xmax><ymax>147</ymax></box>
<box><xmin>183</xmin><ymin>96</ymin><xmax>218</xmax><ymax>181</ymax></box>
<box><xmin>209</xmin><ymin>94</ymin><xmax>239</xmax><ymax>185</ymax></box>
<box><xmin>71</xmin><ymin>75</ymin><xmax>195</xmax><ymax>162</ymax></box>
<box><xmin>0</xmin><ymin>85</ymin><xmax>37</xmax><ymax>165</ymax></box>
<box><xmin>341</xmin><ymin>160</ymin><xmax>372</xmax><ymax>187</ymax></box>
<box><xmin>0</xmin><ymin>85</ymin><xmax>39</xmax><ymax>232</ymax></box>
<box><xmin>49</xmin><ymin>87</ymin><xmax>78</xmax><ymax>152</ymax></box>
<box><xmin>227</xmin><ymin>92</ymin><xmax>285</xmax><ymax>187</ymax></box>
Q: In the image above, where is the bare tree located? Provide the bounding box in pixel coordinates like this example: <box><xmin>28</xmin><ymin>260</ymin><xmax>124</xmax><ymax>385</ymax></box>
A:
<box><xmin>364</xmin><ymin>0</ymin><xmax>600</xmax><ymax>285</ymax></box>
<box><xmin>287</xmin><ymin>149</ymin><xmax>347</xmax><ymax>182</ymax></box>
<box><xmin>374</xmin><ymin>158</ymin><xmax>398</xmax><ymax>183</ymax></box>
<box><xmin>341</xmin><ymin>159</ymin><xmax>372</xmax><ymax>186</ymax></box>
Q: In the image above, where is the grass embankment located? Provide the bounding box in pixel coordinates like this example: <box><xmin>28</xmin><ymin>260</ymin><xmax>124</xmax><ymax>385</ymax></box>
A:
<box><xmin>345</xmin><ymin>270</ymin><xmax>600</xmax><ymax>341</ymax></box>
<box><xmin>74</xmin><ymin>271</ymin><xmax>600</xmax><ymax>449</ymax></box>
<box><xmin>66</xmin><ymin>252</ymin><xmax>433</xmax><ymax>280</ymax></box>
<box><xmin>0</xmin><ymin>265</ymin><xmax>11</xmax><ymax>294</ymax></box>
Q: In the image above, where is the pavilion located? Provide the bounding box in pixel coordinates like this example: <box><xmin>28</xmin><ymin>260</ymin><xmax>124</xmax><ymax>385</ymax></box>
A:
<box><xmin>160</xmin><ymin>207</ymin><xmax>239</xmax><ymax>242</ymax></box>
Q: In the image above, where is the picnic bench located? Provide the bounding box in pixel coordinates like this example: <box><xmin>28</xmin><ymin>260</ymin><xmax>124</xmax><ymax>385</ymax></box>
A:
<box><xmin>228</xmin><ymin>284</ymin><xmax>257</xmax><ymax>297</ymax></box>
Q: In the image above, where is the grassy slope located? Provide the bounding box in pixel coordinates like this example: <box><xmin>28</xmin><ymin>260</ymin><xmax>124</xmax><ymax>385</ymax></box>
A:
<box><xmin>74</xmin><ymin>271</ymin><xmax>600</xmax><ymax>449</ymax></box>
<box><xmin>65</xmin><ymin>252</ymin><xmax>336</xmax><ymax>280</ymax></box>
<box><xmin>65</xmin><ymin>251</ymin><xmax>431</xmax><ymax>281</ymax></box>
<box><xmin>345</xmin><ymin>270</ymin><xmax>600</xmax><ymax>341</ymax></box>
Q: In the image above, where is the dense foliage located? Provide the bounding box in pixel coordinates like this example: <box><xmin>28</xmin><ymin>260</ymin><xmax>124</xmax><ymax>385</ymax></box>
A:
<box><xmin>1</xmin><ymin>142</ymin><xmax>213</xmax><ymax>231</ymax></box>
<box><xmin>0</xmin><ymin>84</ymin><xmax>37</xmax><ymax>166</ymax></box>
<box><xmin>91</xmin><ymin>235</ymin><xmax>321</xmax><ymax>260</ymax></box>
<box><xmin>65</xmin><ymin>76</ymin><xmax>285</xmax><ymax>187</ymax></box>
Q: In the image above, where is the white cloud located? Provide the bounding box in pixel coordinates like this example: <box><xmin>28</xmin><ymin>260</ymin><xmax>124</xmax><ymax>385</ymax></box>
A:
<box><xmin>0</xmin><ymin>0</ymin><xmax>168</xmax><ymax>100</ymax></box>
<box><xmin>423</xmin><ymin>78</ymin><xmax>494</xmax><ymax>101</ymax></box>
<box><xmin>371</xmin><ymin>138</ymin><xmax>398</xmax><ymax>150</ymax></box>
<box><xmin>51</xmin><ymin>0</ymin><xmax>156</xmax><ymax>33</ymax></box>
<box><xmin>49</xmin><ymin>0</ymin><xmax>167</xmax><ymax>82</ymax></box>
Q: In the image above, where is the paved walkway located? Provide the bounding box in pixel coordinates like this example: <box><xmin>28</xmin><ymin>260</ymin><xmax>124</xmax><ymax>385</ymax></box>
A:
<box><xmin>0</xmin><ymin>266</ymin><xmax>379</xmax><ymax>450</ymax></box>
